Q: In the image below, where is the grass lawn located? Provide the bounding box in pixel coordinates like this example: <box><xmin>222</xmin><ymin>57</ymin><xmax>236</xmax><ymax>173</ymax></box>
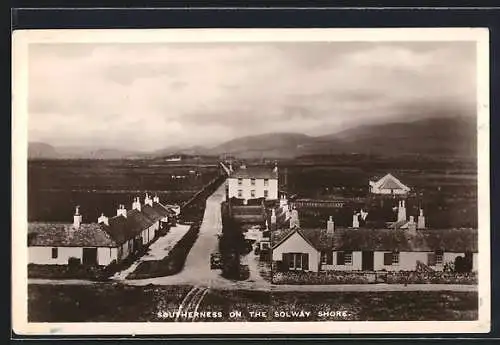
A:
<box><xmin>28</xmin><ymin>284</ymin><xmax>478</xmax><ymax>322</ymax></box>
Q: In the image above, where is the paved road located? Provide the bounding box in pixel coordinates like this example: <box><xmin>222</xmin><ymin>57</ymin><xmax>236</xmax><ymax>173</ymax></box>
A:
<box><xmin>126</xmin><ymin>182</ymin><xmax>229</xmax><ymax>287</ymax></box>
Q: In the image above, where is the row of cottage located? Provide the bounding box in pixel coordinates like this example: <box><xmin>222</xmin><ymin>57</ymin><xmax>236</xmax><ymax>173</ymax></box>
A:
<box><xmin>265</xmin><ymin>194</ymin><xmax>478</xmax><ymax>273</ymax></box>
<box><xmin>28</xmin><ymin>194</ymin><xmax>179</xmax><ymax>266</ymax></box>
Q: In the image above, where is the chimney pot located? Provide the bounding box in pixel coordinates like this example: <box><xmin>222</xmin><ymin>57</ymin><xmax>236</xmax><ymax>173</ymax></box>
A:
<box><xmin>73</xmin><ymin>206</ymin><xmax>82</xmax><ymax>229</ymax></box>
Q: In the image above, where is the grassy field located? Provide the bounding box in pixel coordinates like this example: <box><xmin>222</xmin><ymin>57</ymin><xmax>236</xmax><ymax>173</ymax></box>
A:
<box><xmin>281</xmin><ymin>156</ymin><xmax>477</xmax><ymax>229</ymax></box>
<box><xmin>28</xmin><ymin>284</ymin><xmax>478</xmax><ymax>322</ymax></box>
<box><xmin>28</xmin><ymin>159</ymin><xmax>220</xmax><ymax>222</ymax></box>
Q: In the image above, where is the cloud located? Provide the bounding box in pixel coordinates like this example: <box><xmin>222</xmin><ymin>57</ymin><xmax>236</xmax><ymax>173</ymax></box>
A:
<box><xmin>27</xmin><ymin>41</ymin><xmax>477</xmax><ymax>150</ymax></box>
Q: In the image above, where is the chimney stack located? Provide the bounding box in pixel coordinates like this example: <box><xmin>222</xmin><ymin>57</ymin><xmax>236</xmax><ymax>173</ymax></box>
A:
<box><xmin>271</xmin><ymin>208</ymin><xmax>277</xmax><ymax>224</ymax></box>
<box><xmin>352</xmin><ymin>212</ymin><xmax>360</xmax><ymax>229</ymax></box>
<box><xmin>98</xmin><ymin>213</ymin><xmax>109</xmax><ymax>226</ymax></box>
<box><xmin>132</xmin><ymin>197</ymin><xmax>141</xmax><ymax>211</ymax></box>
<box><xmin>153</xmin><ymin>195</ymin><xmax>160</xmax><ymax>203</ymax></box>
<box><xmin>117</xmin><ymin>204</ymin><xmax>127</xmax><ymax>218</ymax></box>
<box><xmin>397</xmin><ymin>200</ymin><xmax>407</xmax><ymax>222</ymax></box>
<box><xmin>290</xmin><ymin>208</ymin><xmax>300</xmax><ymax>229</ymax></box>
<box><xmin>418</xmin><ymin>208</ymin><xmax>426</xmax><ymax>229</ymax></box>
<box><xmin>408</xmin><ymin>215</ymin><xmax>417</xmax><ymax>234</ymax></box>
<box><xmin>144</xmin><ymin>193</ymin><xmax>153</xmax><ymax>207</ymax></box>
<box><xmin>327</xmin><ymin>216</ymin><xmax>335</xmax><ymax>234</ymax></box>
<box><xmin>73</xmin><ymin>206</ymin><xmax>82</xmax><ymax>229</ymax></box>
<box><xmin>360</xmin><ymin>209</ymin><xmax>368</xmax><ymax>221</ymax></box>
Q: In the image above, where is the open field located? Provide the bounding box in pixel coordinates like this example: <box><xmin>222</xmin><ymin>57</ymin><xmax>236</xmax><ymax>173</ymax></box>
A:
<box><xmin>28</xmin><ymin>159</ymin><xmax>221</xmax><ymax>222</ymax></box>
<box><xmin>279</xmin><ymin>155</ymin><xmax>477</xmax><ymax>229</ymax></box>
<box><xmin>28</xmin><ymin>284</ymin><xmax>478</xmax><ymax>322</ymax></box>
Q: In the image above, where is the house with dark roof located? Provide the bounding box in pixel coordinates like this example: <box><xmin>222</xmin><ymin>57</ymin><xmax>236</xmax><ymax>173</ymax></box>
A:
<box><xmin>226</xmin><ymin>163</ymin><xmax>279</xmax><ymax>203</ymax></box>
<box><xmin>271</xmin><ymin>217</ymin><xmax>478</xmax><ymax>273</ymax></box>
<box><xmin>369</xmin><ymin>173</ymin><xmax>411</xmax><ymax>195</ymax></box>
<box><xmin>28</xmin><ymin>195</ymin><xmax>174</xmax><ymax>266</ymax></box>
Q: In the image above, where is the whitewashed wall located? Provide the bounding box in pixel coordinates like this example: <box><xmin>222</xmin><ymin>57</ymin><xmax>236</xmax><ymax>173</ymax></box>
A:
<box><xmin>29</xmin><ymin>246</ymin><xmax>118</xmax><ymax>266</ymax></box>
<box><xmin>272</xmin><ymin>231</ymin><xmax>320</xmax><ymax>272</ymax></box>
<box><xmin>228</xmin><ymin>177</ymin><xmax>278</xmax><ymax>200</ymax></box>
<box><xmin>373</xmin><ymin>251</ymin><xmax>429</xmax><ymax>271</ymax></box>
<box><xmin>370</xmin><ymin>186</ymin><xmax>408</xmax><ymax>195</ymax></box>
<box><xmin>29</xmin><ymin>246</ymin><xmax>82</xmax><ymax>265</ymax></box>
<box><xmin>321</xmin><ymin>251</ymin><xmax>362</xmax><ymax>271</ymax></box>
<box><xmin>97</xmin><ymin>247</ymin><xmax>118</xmax><ymax>265</ymax></box>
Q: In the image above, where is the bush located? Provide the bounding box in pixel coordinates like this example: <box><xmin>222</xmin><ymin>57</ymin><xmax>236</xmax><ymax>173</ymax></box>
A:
<box><xmin>271</xmin><ymin>270</ymin><xmax>478</xmax><ymax>285</ymax></box>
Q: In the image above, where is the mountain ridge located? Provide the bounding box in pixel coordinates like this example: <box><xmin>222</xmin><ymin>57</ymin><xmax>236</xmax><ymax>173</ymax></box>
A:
<box><xmin>29</xmin><ymin>116</ymin><xmax>476</xmax><ymax>160</ymax></box>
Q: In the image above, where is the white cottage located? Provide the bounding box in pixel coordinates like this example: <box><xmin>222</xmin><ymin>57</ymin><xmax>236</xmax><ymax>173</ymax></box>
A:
<box><xmin>271</xmin><ymin>219</ymin><xmax>478</xmax><ymax>273</ymax></box>
<box><xmin>28</xmin><ymin>196</ymin><xmax>174</xmax><ymax>266</ymax></box>
<box><xmin>369</xmin><ymin>173</ymin><xmax>411</xmax><ymax>195</ymax></box>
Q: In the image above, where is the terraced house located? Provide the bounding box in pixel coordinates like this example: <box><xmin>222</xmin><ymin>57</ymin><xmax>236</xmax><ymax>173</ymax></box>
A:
<box><xmin>28</xmin><ymin>194</ymin><xmax>175</xmax><ymax>266</ymax></box>
<box><xmin>271</xmin><ymin>203</ymin><xmax>478</xmax><ymax>273</ymax></box>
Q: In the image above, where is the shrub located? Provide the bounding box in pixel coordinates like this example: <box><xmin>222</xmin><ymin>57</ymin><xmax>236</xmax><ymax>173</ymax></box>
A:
<box><xmin>271</xmin><ymin>270</ymin><xmax>478</xmax><ymax>285</ymax></box>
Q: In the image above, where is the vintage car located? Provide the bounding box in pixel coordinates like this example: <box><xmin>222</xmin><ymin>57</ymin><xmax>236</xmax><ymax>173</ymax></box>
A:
<box><xmin>210</xmin><ymin>252</ymin><xmax>223</xmax><ymax>269</ymax></box>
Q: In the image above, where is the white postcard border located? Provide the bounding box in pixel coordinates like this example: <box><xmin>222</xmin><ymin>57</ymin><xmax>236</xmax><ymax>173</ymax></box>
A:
<box><xmin>12</xmin><ymin>27</ymin><xmax>491</xmax><ymax>335</ymax></box>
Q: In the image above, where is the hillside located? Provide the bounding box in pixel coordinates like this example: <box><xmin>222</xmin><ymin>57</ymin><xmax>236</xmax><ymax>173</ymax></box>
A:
<box><xmin>28</xmin><ymin>116</ymin><xmax>477</xmax><ymax>160</ymax></box>
<box><xmin>206</xmin><ymin>116</ymin><xmax>476</xmax><ymax>159</ymax></box>
<box><xmin>28</xmin><ymin>142</ymin><xmax>59</xmax><ymax>159</ymax></box>
<box><xmin>208</xmin><ymin>133</ymin><xmax>315</xmax><ymax>159</ymax></box>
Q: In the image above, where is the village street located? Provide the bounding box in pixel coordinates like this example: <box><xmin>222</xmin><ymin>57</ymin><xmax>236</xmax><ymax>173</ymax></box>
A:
<box><xmin>28</xmin><ymin>180</ymin><xmax>478</xmax><ymax>293</ymax></box>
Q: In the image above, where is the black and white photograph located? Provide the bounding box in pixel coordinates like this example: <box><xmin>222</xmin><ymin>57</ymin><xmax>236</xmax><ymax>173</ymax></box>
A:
<box><xmin>12</xmin><ymin>28</ymin><xmax>490</xmax><ymax>335</ymax></box>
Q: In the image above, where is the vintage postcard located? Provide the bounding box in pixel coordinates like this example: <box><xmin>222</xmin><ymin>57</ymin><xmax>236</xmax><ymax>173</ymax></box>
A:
<box><xmin>12</xmin><ymin>28</ymin><xmax>490</xmax><ymax>335</ymax></box>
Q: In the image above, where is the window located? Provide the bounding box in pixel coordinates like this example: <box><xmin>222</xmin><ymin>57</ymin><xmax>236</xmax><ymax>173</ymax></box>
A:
<box><xmin>321</xmin><ymin>251</ymin><xmax>333</xmax><ymax>265</ymax></box>
<box><xmin>428</xmin><ymin>250</ymin><xmax>444</xmax><ymax>266</ymax></box>
<box><xmin>435</xmin><ymin>250</ymin><xmax>444</xmax><ymax>265</ymax></box>
<box><xmin>250</xmin><ymin>178</ymin><xmax>256</xmax><ymax>186</ymax></box>
<box><xmin>237</xmin><ymin>190</ymin><xmax>243</xmax><ymax>198</ymax></box>
<box><xmin>336</xmin><ymin>251</ymin><xmax>352</xmax><ymax>265</ymax></box>
<box><xmin>250</xmin><ymin>190</ymin><xmax>256</xmax><ymax>198</ymax></box>
<box><xmin>238</xmin><ymin>178</ymin><xmax>243</xmax><ymax>186</ymax></box>
<box><xmin>285</xmin><ymin>253</ymin><xmax>309</xmax><ymax>270</ymax></box>
<box><xmin>264</xmin><ymin>179</ymin><xmax>269</xmax><ymax>186</ymax></box>
<box><xmin>384</xmin><ymin>252</ymin><xmax>400</xmax><ymax>266</ymax></box>
<box><xmin>51</xmin><ymin>248</ymin><xmax>58</xmax><ymax>259</ymax></box>
<box><xmin>392</xmin><ymin>252</ymin><xmax>400</xmax><ymax>265</ymax></box>
<box><xmin>344</xmin><ymin>251</ymin><xmax>353</xmax><ymax>265</ymax></box>
<box><xmin>263</xmin><ymin>190</ymin><xmax>269</xmax><ymax>198</ymax></box>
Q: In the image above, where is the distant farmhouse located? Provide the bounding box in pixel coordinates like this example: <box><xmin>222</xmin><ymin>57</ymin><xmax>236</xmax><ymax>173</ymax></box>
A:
<box><xmin>369</xmin><ymin>173</ymin><xmax>410</xmax><ymax>195</ymax></box>
<box><xmin>270</xmin><ymin>201</ymin><xmax>477</xmax><ymax>273</ymax></box>
<box><xmin>226</xmin><ymin>163</ymin><xmax>279</xmax><ymax>203</ymax></box>
<box><xmin>28</xmin><ymin>195</ymin><xmax>176</xmax><ymax>266</ymax></box>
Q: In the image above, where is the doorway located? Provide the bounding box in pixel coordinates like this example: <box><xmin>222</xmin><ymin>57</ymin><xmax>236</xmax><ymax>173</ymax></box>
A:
<box><xmin>82</xmin><ymin>247</ymin><xmax>98</xmax><ymax>266</ymax></box>
<box><xmin>362</xmin><ymin>251</ymin><xmax>374</xmax><ymax>271</ymax></box>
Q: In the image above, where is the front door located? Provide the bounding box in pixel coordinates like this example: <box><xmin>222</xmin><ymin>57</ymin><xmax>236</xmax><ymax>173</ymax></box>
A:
<box><xmin>82</xmin><ymin>248</ymin><xmax>98</xmax><ymax>266</ymax></box>
<box><xmin>362</xmin><ymin>251</ymin><xmax>374</xmax><ymax>271</ymax></box>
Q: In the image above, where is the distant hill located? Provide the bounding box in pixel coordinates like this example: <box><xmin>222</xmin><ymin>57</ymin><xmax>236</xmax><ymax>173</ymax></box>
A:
<box><xmin>207</xmin><ymin>133</ymin><xmax>315</xmax><ymax>159</ymax></box>
<box><xmin>28</xmin><ymin>116</ymin><xmax>477</xmax><ymax>160</ymax></box>
<box><xmin>28</xmin><ymin>142</ymin><xmax>59</xmax><ymax>159</ymax></box>
<box><xmin>202</xmin><ymin>116</ymin><xmax>476</xmax><ymax>159</ymax></box>
<box><xmin>28</xmin><ymin>144</ymin><xmax>139</xmax><ymax>160</ymax></box>
<box><xmin>313</xmin><ymin>116</ymin><xmax>476</xmax><ymax>157</ymax></box>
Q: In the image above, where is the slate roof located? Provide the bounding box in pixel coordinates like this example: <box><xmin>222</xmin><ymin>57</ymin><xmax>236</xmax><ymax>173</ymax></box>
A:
<box><xmin>379</xmin><ymin>178</ymin><xmax>404</xmax><ymax>190</ymax></box>
<box><xmin>230</xmin><ymin>166</ymin><xmax>278</xmax><ymax>179</ymax></box>
<box><xmin>28</xmin><ymin>222</ymin><xmax>117</xmax><ymax>247</ymax></box>
<box><xmin>371</xmin><ymin>173</ymin><xmax>410</xmax><ymax>191</ymax></box>
<box><xmin>272</xmin><ymin>227</ymin><xmax>478</xmax><ymax>253</ymax></box>
<box><xmin>29</xmin><ymin>201</ymin><xmax>175</xmax><ymax>248</ymax></box>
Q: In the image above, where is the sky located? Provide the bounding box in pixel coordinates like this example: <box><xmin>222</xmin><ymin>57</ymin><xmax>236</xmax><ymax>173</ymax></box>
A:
<box><xmin>28</xmin><ymin>41</ymin><xmax>477</xmax><ymax>151</ymax></box>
